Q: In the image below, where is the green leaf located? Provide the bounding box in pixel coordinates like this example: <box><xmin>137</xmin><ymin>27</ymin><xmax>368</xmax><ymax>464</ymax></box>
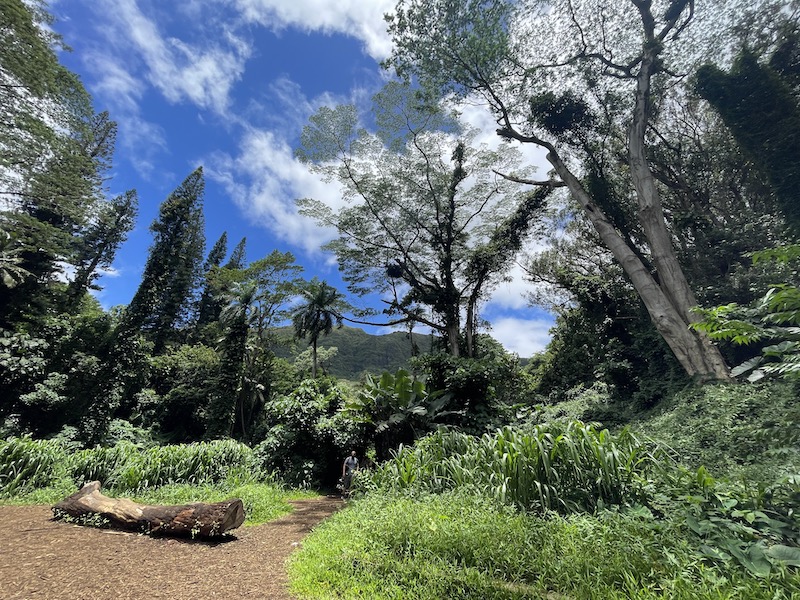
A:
<box><xmin>731</xmin><ymin>356</ymin><xmax>763</xmax><ymax>377</ymax></box>
<box><xmin>766</xmin><ymin>544</ymin><xmax>800</xmax><ymax>567</ymax></box>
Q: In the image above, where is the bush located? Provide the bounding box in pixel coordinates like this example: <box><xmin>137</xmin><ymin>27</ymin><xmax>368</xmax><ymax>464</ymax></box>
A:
<box><xmin>367</xmin><ymin>422</ymin><xmax>662</xmax><ymax>514</ymax></box>
<box><xmin>67</xmin><ymin>442</ymin><xmax>140</xmax><ymax>487</ymax></box>
<box><xmin>631</xmin><ymin>380</ymin><xmax>800</xmax><ymax>482</ymax></box>
<box><xmin>411</xmin><ymin>345</ymin><xmax>535</xmax><ymax>435</ymax></box>
<box><xmin>256</xmin><ymin>378</ymin><xmax>366</xmax><ymax>487</ymax></box>
<box><xmin>0</xmin><ymin>437</ymin><xmax>268</xmax><ymax>496</ymax></box>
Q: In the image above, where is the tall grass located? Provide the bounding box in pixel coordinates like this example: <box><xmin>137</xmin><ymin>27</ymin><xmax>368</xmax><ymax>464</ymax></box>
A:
<box><xmin>0</xmin><ymin>437</ymin><xmax>313</xmax><ymax>526</ymax></box>
<box><xmin>0</xmin><ymin>437</ymin><xmax>66</xmax><ymax>494</ymax></box>
<box><xmin>0</xmin><ymin>437</ymin><xmax>270</xmax><ymax>496</ymax></box>
<box><xmin>109</xmin><ymin>439</ymin><xmax>261</xmax><ymax>491</ymax></box>
<box><xmin>368</xmin><ymin>422</ymin><xmax>661</xmax><ymax>513</ymax></box>
<box><xmin>289</xmin><ymin>492</ymin><xmax>798</xmax><ymax>600</ymax></box>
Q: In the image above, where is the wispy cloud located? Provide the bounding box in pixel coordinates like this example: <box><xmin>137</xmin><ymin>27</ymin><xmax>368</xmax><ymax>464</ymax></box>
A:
<box><xmin>81</xmin><ymin>51</ymin><xmax>167</xmax><ymax>179</ymax></box>
<box><xmin>102</xmin><ymin>0</ymin><xmax>252</xmax><ymax>114</ymax></box>
<box><xmin>205</xmin><ymin>127</ymin><xmax>344</xmax><ymax>253</ymax></box>
<box><xmin>74</xmin><ymin>0</ymin><xmax>253</xmax><ymax>178</ymax></box>
<box><xmin>231</xmin><ymin>0</ymin><xmax>396</xmax><ymax>60</ymax></box>
<box><xmin>203</xmin><ymin>76</ymin><xmax>376</xmax><ymax>254</ymax></box>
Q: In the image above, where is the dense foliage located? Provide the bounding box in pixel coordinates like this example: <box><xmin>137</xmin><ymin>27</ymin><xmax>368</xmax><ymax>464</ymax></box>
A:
<box><xmin>2</xmin><ymin>1</ymin><xmax>800</xmax><ymax>598</ymax></box>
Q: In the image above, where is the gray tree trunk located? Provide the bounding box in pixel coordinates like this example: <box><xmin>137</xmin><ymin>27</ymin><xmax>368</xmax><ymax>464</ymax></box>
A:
<box><xmin>546</xmin><ymin>147</ymin><xmax>729</xmax><ymax>381</ymax></box>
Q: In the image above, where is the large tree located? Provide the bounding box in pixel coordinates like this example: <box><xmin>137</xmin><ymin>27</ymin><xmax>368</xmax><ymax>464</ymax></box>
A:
<box><xmin>383</xmin><ymin>0</ymin><xmax>798</xmax><ymax>380</ymax></box>
<box><xmin>121</xmin><ymin>168</ymin><xmax>205</xmax><ymax>353</ymax></box>
<box><xmin>0</xmin><ymin>0</ymin><xmax>81</xmax><ymax>190</ymax></box>
<box><xmin>0</xmin><ymin>2</ymin><xmax>136</xmax><ymax>325</ymax></box>
<box><xmin>696</xmin><ymin>32</ymin><xmax>800</xmax><ymax>233</ymax></box>
<box><xmin>193</xmin><ymin>231</ymin><xmax>228</xmax><ymax>337</ymax></box>
<box><xmin>297</xmin><ymin>82</ymin><xmax>550</xmax><ymax>356</ymax></box>
<box><xmin>206</xmin><ymin>251</ymin><xmax>303</xmax><ymax>439</ymax></box>
<box><xmin>64</xmin><ymin>188</ymin><xmax>138</xmax><ymax>310</ymax></box>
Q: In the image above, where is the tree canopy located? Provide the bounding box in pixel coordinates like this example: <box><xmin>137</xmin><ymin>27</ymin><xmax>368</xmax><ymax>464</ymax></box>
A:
<box><xmin>297</xmin><ymin>82</ymin><xmax>550</xmax><ymax>356</ymax></box>
<box><xmin>384</xmin><ymin>0</ymin><xmax>798</xmax><ymax>379</ymax></box>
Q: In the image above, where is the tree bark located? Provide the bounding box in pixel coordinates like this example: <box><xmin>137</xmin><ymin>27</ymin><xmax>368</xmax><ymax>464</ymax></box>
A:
<box><xmin>625</xmin><ymin>26</ymin><xmax>730</xmax><ymax>381</ymax></box>
<box><xmin>53</xmin><ymin>481</ymin><xmax>245</xmax><ymax>538</ymax></box>
<box><xmin>545</xmin><ymin>149</ymin><xmax>729</xmax><ymax>381</ymax></box>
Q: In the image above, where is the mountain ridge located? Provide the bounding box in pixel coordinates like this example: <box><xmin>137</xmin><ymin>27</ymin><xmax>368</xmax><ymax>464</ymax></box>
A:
<box><xmin>273</xmin><ymin>325</ymin><xmax>435</xmax><ymax>380</ymax></box>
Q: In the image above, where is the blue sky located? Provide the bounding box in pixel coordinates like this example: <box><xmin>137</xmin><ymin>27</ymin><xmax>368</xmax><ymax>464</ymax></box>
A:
<box><xmin>49</xmin><ymin>0</ymin><xmax>554</xmax><ymax>356</ymax></box>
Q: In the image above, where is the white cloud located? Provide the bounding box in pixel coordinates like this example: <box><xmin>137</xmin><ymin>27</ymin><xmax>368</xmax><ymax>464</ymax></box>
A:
<box><xmin>232</xmin><ymin>0</ymin><xmax>396</xmax><ymax>60</ymax></box>
<box><xmin>488</xmin><ymin>263</ymin><xmax>533</xmax><ymax>310</ymax></box>
<box><xmin>82</xmin><ymin>51</ymin><xmax>167</xmax><ymax>179</ymax></box>
<box><xmin>489</xmin><ymin>316</ymin><xmax>553</xmax><ymax>357</ymax></box>
<box><xmin>100</xmin><ymin>0</ymin><xmax>251</xmax><ymax>114</ymax></box>
<box><xmin>205</xmin><ymin>128</ymin><xmax>344</xmax><ymax>253</ymax></box>
<box><xmin>78</xmin><ymin>0</ymin><xmax>253</xmax><ymax>177</ymax></box>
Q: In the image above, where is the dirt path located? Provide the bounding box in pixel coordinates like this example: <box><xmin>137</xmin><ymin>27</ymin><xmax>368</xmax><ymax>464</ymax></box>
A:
<box><xmin>0</xmin><ymin>496</ymin><xmax>343</xmax><ymax>600</ymax></box>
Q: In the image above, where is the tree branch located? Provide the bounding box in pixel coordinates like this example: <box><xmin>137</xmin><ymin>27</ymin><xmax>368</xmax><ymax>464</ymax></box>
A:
<box><xmin>491</xmin><ymin>170</ymin><xmax>566</xmax><ymax>188</ymax></box>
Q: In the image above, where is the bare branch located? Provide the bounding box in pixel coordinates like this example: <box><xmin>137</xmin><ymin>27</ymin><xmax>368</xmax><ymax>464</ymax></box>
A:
<box><xmin>492</xmin><ymin>170</ymin><xmax>566</xmax><ymax>188</ymax></box>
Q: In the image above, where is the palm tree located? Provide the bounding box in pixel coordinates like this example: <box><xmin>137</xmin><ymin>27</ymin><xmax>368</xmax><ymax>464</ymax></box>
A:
<box><xmin>291</xmin><ymin>280</ymin><xmax>345</xmax><ymax>378</ymax></box>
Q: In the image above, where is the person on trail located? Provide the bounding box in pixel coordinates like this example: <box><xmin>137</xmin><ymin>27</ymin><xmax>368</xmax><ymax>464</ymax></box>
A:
<box><xmin>341</xmin><ymin>450</ymin><xmax>359</xmax><ymax>496</ymax></box>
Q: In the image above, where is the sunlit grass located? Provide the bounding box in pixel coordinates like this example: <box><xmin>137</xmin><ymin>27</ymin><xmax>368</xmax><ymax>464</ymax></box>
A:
<box><xmin>289</xmin><ymin>492</ymin><xmax>800</xmax><ymax>600</ymax></box>
<box><xmin>0</xmin><ymin>481</ymin><xmax>77</xmax><ymax>505</ymax></box>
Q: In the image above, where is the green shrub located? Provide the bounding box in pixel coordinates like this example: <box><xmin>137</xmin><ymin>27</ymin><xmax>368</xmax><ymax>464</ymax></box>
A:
<box><xmin>0</xmin><ymin>436</ymin><xmax>68</xmax><ymax>495</ymax></box>
<box><xmin>257</xmin><ymin>378</ymin><xmax>366</xmax><ymax>487</ymax></box>
<box><xmin>411</xmin><ymin>345</ymin><xmax>534</xmax><ymax>435</ymax></box>
<box><xmin>367</xmin><ymin>422</ymin><xmax>661</xmax><ymax>514</ymax></box>
<box><xmin>653</xmin><ymin>465</ymin><xmax>800</xmax><ymax>577</ymax></box>
<box><xmin>631</xmin><ymin>380</ymin><xmax>800</xmax><ymax>482</ymax></box>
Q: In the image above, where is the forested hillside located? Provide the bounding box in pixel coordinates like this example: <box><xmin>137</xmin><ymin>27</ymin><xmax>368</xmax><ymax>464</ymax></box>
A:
<box><xmin>273</xmin><ymin>326</ymin><xmax>434</xmax><ymax>380</ymax></box>
<box><xmin>1</xmin><ymin>0</ymin><xmax>799</xmax><ymax>598</ymax></box>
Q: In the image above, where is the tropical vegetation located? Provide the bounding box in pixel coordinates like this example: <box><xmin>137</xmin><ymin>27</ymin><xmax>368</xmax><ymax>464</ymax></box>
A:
<box><xmin>1</xmin><ymin>0</ymin><xmax>799</xmax><ymax>598</ymax></box>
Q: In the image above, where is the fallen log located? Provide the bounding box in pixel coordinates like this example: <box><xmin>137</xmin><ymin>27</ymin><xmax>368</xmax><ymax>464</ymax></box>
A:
<box><xmin>53</xmin><ymin>481</ymin><xmax>245</xmax><ymax>538</ymax></box>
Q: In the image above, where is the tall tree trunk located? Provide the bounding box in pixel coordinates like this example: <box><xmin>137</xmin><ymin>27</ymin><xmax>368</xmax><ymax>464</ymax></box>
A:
<box><xmin>465</xmin><ymin>302</ymin><xmax>475</xmax><ymax>358</ymax></box>
<box><xmin>446</xmin><ymin>321</ymin><xmax>460</xmax><ymax>357</ymax></box>
<box><xmin>625</xmin><ymin>30</ymin><xmax>730</xmax><ymax>381</ymax></box>
<box><xmin>546</xmin><ymin>149</ymin><xmax>729</xmax><ymax>381</ymax></box>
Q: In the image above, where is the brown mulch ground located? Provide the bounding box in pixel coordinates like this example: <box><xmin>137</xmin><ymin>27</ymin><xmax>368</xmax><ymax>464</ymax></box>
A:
<box><xmin>0</xmin><ymin>496</ymin><xmax>344</xmax><ymax>600</ymax></box>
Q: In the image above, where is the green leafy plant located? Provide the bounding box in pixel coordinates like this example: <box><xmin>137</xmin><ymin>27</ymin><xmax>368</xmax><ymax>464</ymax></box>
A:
<box><xmin>660</xmin><ymin>466</ymin><xmax>800</xmax><ymax>577</ymax></box>
<box><xmin>353</xmin><ymin>369</ymin><xmax>454</xmax><ymax>431</ymax></box>
<box><xmin>692</xmin><ymin>245</ymin><xmax>800</xmax><ymax>381</ymax></box>
<box><xmin>0</xmin><ymin>436</ymin><xmax>67</xmax><ymax>495</ymax></box>
<box><xmin>367</xmin><ymin>422</ymin><xmax>661</xmax><ymax>514</ymax></box>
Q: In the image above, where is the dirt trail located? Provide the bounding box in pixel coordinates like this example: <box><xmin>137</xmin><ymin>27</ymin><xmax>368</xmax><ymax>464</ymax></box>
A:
<box><xmin>0</xmin><ymin>496</ymin><xmax>343</xmax><ymax>600</ymax></box>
